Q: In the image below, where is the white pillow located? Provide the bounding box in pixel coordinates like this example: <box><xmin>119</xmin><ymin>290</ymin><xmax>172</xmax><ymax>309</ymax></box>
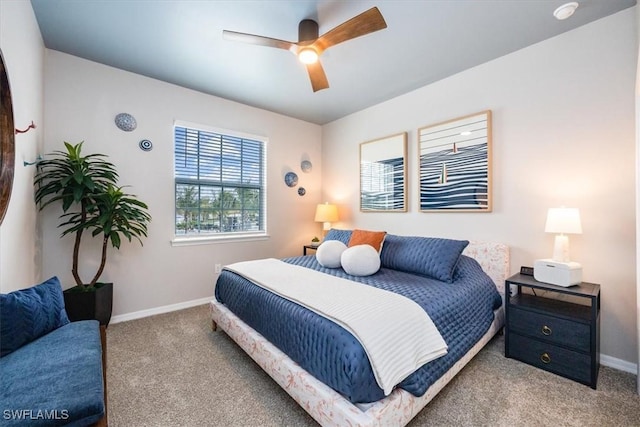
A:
<box><xmin>341</xmin><ymin>244</ymin><xmax>381</xmax><ymax>276</ymax></box>
<box><xmin>316</xmin><ymin>240</ymin><xmax>347</xmax><ymax>268</ymax></box>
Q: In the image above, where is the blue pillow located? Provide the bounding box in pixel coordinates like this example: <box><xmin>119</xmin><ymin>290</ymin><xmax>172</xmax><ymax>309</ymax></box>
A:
<box><xmin>323</xmin><ymin>228</ymin><xmax>352</xmax><ymax>245</ymax></box>
<box><xmin>0</xmin><ymin>276</ymin><xmax>70</xmax><ymax>357</ymax></box>
<box><xmin>380</xmin><ymin>235</ymin><xmax>469</xmax><ymax>283</ymax></box>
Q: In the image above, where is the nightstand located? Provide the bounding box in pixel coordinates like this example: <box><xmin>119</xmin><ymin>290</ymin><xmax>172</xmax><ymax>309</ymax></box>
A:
<box><xmin>504</xmin><ymin>273</ymin><xmax>600</xmax><ymax>389</ymax></box>
<box><xmin>303</xmin><ymin>245</ymin><xmax>318</xmax><ymax>256</ymax></box>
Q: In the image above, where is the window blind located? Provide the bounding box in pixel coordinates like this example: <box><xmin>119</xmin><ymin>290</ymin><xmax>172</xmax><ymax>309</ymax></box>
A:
<box><xmin>174</xmin><ymin>125</ymin><xmax>265</xmax><ymax>236</ymax></box>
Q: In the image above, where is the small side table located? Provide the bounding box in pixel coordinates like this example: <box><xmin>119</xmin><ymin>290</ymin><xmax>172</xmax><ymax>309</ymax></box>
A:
<box><xmin>303</xmin><ymin>245</ymin><xmax>319</xmax><ymax>256</ymax></box>
<box><xmin>505</xmin><ymin>273</ymin><xmax>600</xmax><ymax>389</ymax></box>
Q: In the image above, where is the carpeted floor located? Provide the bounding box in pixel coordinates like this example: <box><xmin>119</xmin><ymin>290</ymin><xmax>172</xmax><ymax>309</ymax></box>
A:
<box><xmin>106</xmin><ymin>304</ymin><xmax>640</xmax><ymax>426</ymax></box>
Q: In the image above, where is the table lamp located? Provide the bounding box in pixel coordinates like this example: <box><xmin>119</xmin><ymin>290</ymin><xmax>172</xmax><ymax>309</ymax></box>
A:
<box><xmin>545</xmin><ymin>207</ymin><xmax>582</xmax><ymax>263</ymax></box>
<box><xmin>314</xmin><ymin>202</ymin><xmax>338</xmax><ymax>235</ymax></box>
<box><xmin>533</xmin><ymin>207</ymin><xmax>583</xmax><ymax>287</ymax></box>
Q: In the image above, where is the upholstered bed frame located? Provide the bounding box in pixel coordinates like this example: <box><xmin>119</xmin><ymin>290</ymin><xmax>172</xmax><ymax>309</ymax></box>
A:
<box><xmin>210</xmin><ymin>241</ymin><xmax>509</xmax><ymax>426</ymax></box>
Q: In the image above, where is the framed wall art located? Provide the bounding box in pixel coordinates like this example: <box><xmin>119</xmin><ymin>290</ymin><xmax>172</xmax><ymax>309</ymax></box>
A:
<box><xmin>0</xmin><ymin>50</ymin><xmax>15</xmax><ymax>226</ymax></box>
<box><xmin>418</xmin><ymin>111</ymin><xmax>492</xmax><ymax>212</ymax></box>
<box><xmin>360</xmin><ymin>132</ymin><xmax>407</xmax><ymax>212</ymax></box>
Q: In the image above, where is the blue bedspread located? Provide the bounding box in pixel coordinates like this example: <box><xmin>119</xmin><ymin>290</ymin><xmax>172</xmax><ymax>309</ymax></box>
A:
<box><xmin>214</xmin><ymin>255</ymin><xmax>502</xmax><ymax>404</ymax></box>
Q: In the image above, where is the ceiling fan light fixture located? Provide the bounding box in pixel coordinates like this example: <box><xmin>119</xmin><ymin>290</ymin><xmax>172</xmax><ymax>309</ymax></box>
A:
<box><xmin>553</xmin><ymin>2</ymin><xmax>579</xmax><ymax>20</ymax></box>
<box><xmin>298</xmin><ymin>48</ymin><xmax>318</xmax><ymax>64</ymax></box>
<box><xmin>223</xmin><ymin>7</ymin><xmax>386</xmax><ymax>91</ymax></box>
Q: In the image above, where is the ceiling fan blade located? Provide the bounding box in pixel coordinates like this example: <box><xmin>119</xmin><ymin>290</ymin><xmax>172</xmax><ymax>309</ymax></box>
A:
<box><xmin>306</xmin><ymin>61</ymin><xmax>329</xmax><ymax>92</ymax></box>
<box><xmin>314</xmin><ymin>7</ymin><xmax>387</xmax><ymax>51</ymax></box>
<box><xmin>223</xmin><ymin>30</ymin><xmax>295</xmax><ymax>51</ymax></box>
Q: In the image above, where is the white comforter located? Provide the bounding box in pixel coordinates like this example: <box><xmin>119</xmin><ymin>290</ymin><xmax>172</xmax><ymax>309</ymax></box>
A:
<box><xmin>224</xmin><ymin>258</ymin><xmax>448</xmax><ymax>395</ymax></box>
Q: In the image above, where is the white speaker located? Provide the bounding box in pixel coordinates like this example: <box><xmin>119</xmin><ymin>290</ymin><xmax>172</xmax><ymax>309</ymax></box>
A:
<box><xmin>533</xmin><ymin>259</ymin><xmax>582</xmax><ymax>287</ymax></box>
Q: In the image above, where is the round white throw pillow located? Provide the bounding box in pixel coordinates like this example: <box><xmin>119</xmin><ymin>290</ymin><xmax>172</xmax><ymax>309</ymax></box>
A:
<box><xmin>316</xmin><ymin>240</ymin><xmax>347</xmax><ymax>268</ymax></box>
<box><xmin>341</xmin><ymin>244</ymin><xmax>381</xmax><ymax>276</ymax></box>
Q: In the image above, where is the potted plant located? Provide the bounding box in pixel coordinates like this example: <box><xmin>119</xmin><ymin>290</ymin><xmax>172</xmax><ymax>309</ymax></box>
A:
<box><xmin>311</xmin><ymin>236</ymin><xmax>320</xmax><ymax>247</ymax></box>
<box><xmin>34</xmin><ymin>142</ymin><xmax>151</xmax><ymax>325</ymax></box>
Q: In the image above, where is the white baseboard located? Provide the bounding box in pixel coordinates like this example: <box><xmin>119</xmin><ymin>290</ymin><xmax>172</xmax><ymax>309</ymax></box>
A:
<box><xmin>110</xmin><ymin>296</ymin><xmax>213</xmax><ymax>324</ymax></box>
<box><xmin>600</xmin><ymin>353</ymin><xmax>638</xmax><ymax>375</ymax></box>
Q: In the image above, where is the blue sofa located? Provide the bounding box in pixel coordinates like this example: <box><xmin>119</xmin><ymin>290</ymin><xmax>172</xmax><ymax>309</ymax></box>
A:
<box><xmin>0</xmin><ymin>277</ymin><xmax>107</xmax><ymax>426</ymax></box>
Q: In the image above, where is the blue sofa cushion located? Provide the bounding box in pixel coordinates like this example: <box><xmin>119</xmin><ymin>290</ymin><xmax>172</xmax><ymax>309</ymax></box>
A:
<box><xmin>0</xmin><ymin>320</ymin><xmax>105</xmax><ymax>426</ymax></box>
<box><xmin>0</xmin><ymin>277</ymin><xmax>70</xmax><ymax>357</ymax></box>
<box><xmin>380</xmin><ymin>235</ymin><xmax>469</xmax><ymax>282</ymax></box>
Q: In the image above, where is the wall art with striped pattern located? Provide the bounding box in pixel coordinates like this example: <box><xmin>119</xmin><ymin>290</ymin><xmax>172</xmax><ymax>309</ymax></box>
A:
<box><xmin>418</xmin><ymin>111</ymin><xmax>492</xmax><ymax>212</ymax></box>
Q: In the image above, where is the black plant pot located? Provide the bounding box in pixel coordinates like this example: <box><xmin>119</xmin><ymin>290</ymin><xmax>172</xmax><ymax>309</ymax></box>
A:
<box><xmin>63</xmin><ymin>282</ymin><xmax>113</xmax><ymax>326</ymax></box>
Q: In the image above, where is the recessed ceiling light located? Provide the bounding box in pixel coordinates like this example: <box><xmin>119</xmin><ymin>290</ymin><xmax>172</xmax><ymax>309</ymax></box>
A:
<box><xmin>553</xmin><ymin>2</ymin><xmax>579</xmax><ymax>20</ymax></box>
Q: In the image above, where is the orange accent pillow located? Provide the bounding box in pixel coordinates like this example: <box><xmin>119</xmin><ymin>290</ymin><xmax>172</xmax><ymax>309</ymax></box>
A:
<box><xmin>348</xmin><ymin>229</ymin><xmax>387</xmax><ymax>253</ymax></box>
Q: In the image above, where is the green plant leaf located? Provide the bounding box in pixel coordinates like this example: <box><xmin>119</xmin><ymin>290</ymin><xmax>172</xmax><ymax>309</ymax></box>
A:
<box><xmin>110</xmin><ymin>232</ymin><xmax>121</xmax><ymax>249</ymax></box>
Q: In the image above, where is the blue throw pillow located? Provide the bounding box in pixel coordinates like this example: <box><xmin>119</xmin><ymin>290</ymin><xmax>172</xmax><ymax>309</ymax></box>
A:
<box><xmin>0</xmin><ymin>276</ymin><xmax>70</xmax><ymax>357</ymax></box>
<box><xmin>323</xmin><ymin>228</ymin><xmax>352</xmax><ymax>245</ymax></box>
<box><xmin>380</xmin><ymin>235</ymin><xmax>469</xmax><ymax>283</ymax></box>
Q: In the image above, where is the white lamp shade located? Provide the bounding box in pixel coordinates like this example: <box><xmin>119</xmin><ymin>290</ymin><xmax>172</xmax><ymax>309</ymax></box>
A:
<box><xmin>544</xmin><ymin>208</ymin><xmax>582</xmax><ymax>235</ymax></box>
<box><xmin>314</xmin><ymin>203</ymin><xmax>338</xmax><ymax>223</ymax></box>
<box><xmin>315</xmin><ymin>203</ymin><xmax>338</xmax><ymax>233</ymax></box>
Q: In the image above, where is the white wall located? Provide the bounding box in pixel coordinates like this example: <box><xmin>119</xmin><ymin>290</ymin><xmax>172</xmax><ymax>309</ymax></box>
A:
<box><xmin>324</xmin><ymin>9</ymin><xmax>638</xmax><ymax>366</ymax></box>
<box><xmin>0</xmin><ymin>0</ymin><xmax>45</xmax><ymax>292</ymax></box>
<box><xmin>635</xmin><ymin>0</ymin><xmax>640</xmax><ymax>395</ymax></box>
<box><xmin>42</xmin><ymin>51</ymin><xmax>322</xmax><ymax>317</ymax></box>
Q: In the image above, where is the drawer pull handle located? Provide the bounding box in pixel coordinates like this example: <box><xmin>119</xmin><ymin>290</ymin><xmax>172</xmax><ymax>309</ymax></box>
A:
<box><xmin>541</xmin><ymin>325</ymin><xmax>552</xmax><ymax>336</ymax></box>
<box><xmin>540</xmin><ymin>353</ymin><xmax>551</xmax><ymax>364</ymax></box>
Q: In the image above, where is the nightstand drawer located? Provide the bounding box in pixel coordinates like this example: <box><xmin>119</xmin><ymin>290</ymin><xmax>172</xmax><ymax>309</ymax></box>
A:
<box><xmin>508</xmin><ymin>333</ymin><xmax>591</xmax><ymax>384</ymax></box>
<box><xmin>509</xmin><ymin>307</ymin><xmax>590</xmax><ymax>352</ymax></box>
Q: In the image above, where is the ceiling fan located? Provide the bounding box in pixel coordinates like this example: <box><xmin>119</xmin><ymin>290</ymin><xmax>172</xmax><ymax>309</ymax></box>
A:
<box><xmin>223</xmin><ymin>7</ymin><xmax>387</xmax><ymax>92</ymax></box>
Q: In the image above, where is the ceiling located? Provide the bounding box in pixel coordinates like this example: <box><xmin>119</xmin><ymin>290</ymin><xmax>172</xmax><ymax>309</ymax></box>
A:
<box><xmin>30</xmin><ymin>0</ymin><xmax>636</xmax><ymax>125</ymax></box>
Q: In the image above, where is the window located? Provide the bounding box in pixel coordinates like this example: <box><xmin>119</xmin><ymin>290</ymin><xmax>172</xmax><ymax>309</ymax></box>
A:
<box><xmin>174</xmin><ymin>123</ymin><xmax>266</xmax><ymax>238</ymax></box>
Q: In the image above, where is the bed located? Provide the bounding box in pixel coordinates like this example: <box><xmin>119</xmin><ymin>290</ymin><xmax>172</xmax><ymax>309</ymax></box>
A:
<box><xmin>210</xmin><ymin>232</ymin><xmax>509</xmax><ymax>426</ymax></box>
